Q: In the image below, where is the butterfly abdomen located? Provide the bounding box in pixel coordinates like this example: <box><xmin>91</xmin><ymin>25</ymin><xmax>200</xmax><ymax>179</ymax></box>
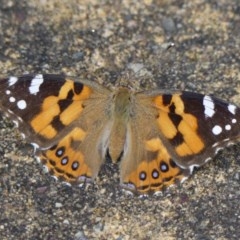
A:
<box><xmin>107</xmin><ymin>88</ymin><xmax>134</xmax><ymax>163</ymax></box>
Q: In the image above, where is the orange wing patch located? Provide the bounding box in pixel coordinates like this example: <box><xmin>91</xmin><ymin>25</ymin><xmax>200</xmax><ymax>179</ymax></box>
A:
<box><xmin>39</xmin><ymin>127</ymin><xmax>92</xmax><ymax>183</ymax></box>
<box><xmin>123</xmin><ymin>137</ymin><xmax>188</xmax><ymax>194</ymax></box>
<box><xmin>30</xmin><ymin>80</ymin><xmax>93</xmax><ymax>139</ymax></box>
<box><xmin>176</xmin><ymin>113</ymin><xmax>204</xmax><ymax>156</ymax></box>
<box><xmin>153</xmin><ymin>95</ymin><xmax>205</xmax><ymax>157</ymax></box>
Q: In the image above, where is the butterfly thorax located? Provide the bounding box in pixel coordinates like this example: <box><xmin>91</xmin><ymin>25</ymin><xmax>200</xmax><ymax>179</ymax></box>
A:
<box><xmin>112</xmin><ymin>88</ymin><xmax>133</xmax><ymax>117</ymax></box>
<box><xmin>108</xmin><ymin>88</ymin><xmax>133</xmax><ymax>163</ymax></box>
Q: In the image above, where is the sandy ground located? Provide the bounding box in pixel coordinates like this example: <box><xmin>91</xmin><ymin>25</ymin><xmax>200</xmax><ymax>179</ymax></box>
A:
<box><xmin>0</xmin><ymin>0</ymin><xmax>240</xmax><ymax>239</ymax></box>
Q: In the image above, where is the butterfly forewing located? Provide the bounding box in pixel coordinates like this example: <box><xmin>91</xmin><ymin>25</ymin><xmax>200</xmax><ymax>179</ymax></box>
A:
<box><xmin>0</xmin><ymin>74</ymin><xmax>87</xmax><ymax>145</ymax></box>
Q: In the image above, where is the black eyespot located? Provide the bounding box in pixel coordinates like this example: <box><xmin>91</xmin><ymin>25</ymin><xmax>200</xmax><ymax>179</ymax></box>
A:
<box><xmin>152</xmin><ymin>169</ymin><xmax>159</xmax><ymax>179</ymax></box>
<box><xmin>61</xmin><ymin>157</ymin><xmax>68</xmax><ymax>165</ymax></box>
<box><xmin>139</xmin><ymin>171</ymin><xmax>147</xmax><ymax>181</ymax></box>
<box><xmin>160</xmin><ymin>161</ymin><xmax>169</xmax><ymax>172</ymax></box>
<box><xmin>72</xmin><ymin>161</ymin><xmax>79</xmax><ymax>171</ymax></box>
<box><xmin>56</xmin><ymin>146</ymin><xmax>65</xmax><ymax>157</ymax></box>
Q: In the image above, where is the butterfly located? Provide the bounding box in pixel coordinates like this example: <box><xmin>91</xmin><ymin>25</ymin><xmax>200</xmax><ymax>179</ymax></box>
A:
<box><xmin>0</xmin><ymin>74</ymin><xmax>240</xmax><ymax>194</ymax></box>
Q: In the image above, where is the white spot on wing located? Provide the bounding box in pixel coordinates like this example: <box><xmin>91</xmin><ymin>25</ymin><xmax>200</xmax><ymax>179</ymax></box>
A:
<box><xmin>9</xmin><ymin>97</ymin><xmax>16</xmax><ymax>102</ymax></box>
<box><xmin>8</xmin><ymin>76</ymin><xmax>18</xmax><ymax>86</ymax></box>
<box><xmin>212</xmin><ymin>125</ymin><xmax>222</xmax><ymax>135</ymax></box>
<box><xmin>225</xmin><ymin>124</ymin><xmax>231</xmax><ymax>130</ymax></box>
<box><xmin>29</xmin><ymin>74</ymin><xmax>44</xmax><ymax>95</ymax></box>
<box><xmin>203</xmin><ymin>95</ymin><xmax>215</xmax><ymax>118</ymax></box>
<box><xmin>232</xmin><ymin>118</ymin><xmax>237</xmax><ymax>124</ymax></box>
<box><xmin>17</xmin><ymin>100</ymin><xmax>27</xmax><ymax>110</ymax></box>
<box><xmin>228</xmin><ymin>104</ymin><xmax>236</xmax><ymax>115</ymax></box>
<box><xmin>6</xmin><ymin>90</ymin><xmax>11</xmax><ymax>95</ymax></box>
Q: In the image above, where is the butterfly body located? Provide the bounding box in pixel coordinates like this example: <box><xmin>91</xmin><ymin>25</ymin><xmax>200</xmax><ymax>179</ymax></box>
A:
<box><xmin>0</xmin><ymin>74</ymin><xmax>240</xmax><ymax>194</ymax></box>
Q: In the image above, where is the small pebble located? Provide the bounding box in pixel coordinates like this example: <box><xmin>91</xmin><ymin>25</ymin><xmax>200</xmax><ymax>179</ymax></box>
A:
<box><xmin>55</xmin><ymin>202</ymin><xmax>63</xmax><ymax>208</ymax></box>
